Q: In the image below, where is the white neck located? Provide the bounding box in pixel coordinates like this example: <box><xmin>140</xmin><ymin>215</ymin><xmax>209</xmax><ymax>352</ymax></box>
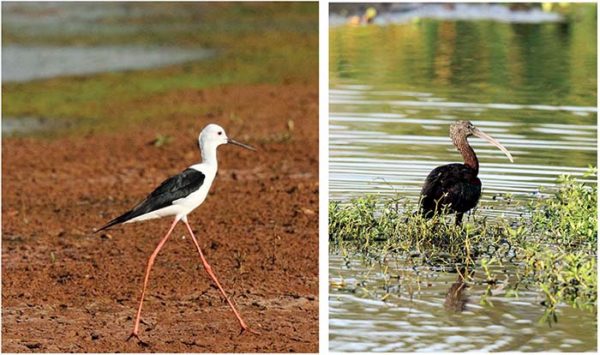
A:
<box><xmin>200</xmin><ymin>142</ymin><xmax>218</xmax><ymax>167</ymax></box>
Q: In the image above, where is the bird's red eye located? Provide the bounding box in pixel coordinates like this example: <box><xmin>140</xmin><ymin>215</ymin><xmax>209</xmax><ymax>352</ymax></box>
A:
<box><xmin>218</xmin><ymin>131</ymin><xmax>223</xmax><ymax>135</ymax></box>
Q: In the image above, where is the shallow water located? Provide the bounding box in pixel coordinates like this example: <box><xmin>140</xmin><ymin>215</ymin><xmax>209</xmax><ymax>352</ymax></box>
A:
<box><xmin>2</xmin><ymin>3</ymin><xmax>214</xmax><ymax>83</ymax></box>
<box><xmin>2</xmin><ymin>45</ymin><xmax>214</xmax><ymax>83</ymax></box>
<box><xmin>330</xmin><ymin>255</ymin><xmax>596</xmax><ymax>352</ymax></box>
<box><xmin>329</xmin><ymin>5</ymin><xmax>597</xmax><ymax>352</ymax></box>
<box><xmin>1</xmin><ymin>2</ymin><xmax>196</xmax><ymax>39</ymax></box>
<box><xmin>2</xmin><ymin>116</ymin><xmax>65</xmax><ymax>135</ymax></box>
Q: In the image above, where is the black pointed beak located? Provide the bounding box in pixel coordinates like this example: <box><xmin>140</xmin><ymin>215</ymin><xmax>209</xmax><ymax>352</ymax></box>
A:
<box><xmin>228</xmin><ymin>138</ymin><xmax>256</xmax><ymax>151</ymax></box>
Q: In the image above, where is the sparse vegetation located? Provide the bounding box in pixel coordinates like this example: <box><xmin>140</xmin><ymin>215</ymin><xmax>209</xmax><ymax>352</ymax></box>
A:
<box><xmin>329</xmin><ymin>169</ymin><xmax>597</xmax><ymax>323</ymax></box>
<box><xmin>151</xmin><ymin>133</ymin><xmax>172</xmax><ymax>147</ymax></box>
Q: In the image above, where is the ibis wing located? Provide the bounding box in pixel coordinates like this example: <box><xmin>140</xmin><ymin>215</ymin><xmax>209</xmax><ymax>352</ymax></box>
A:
<box><xmin>96</xmin><ymin>168</ymin><xmax>206</xmax><ymax>232</ymax></box>
<box><xmin>420</xmin><ymin>164</ymin><xmax>479</xmax><ymax>217</ymax></box>
<box><xmin>420</xmin><ymin>165</ymin><xmax>450</xmax><ymax>216</ymax></box>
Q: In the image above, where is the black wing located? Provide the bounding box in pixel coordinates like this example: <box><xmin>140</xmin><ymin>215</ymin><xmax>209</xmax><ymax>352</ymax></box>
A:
<box><xmin>420</xmin><ymin>163</ymin><xmax>481</xmax><ymax>217</ymax></box>
<box><xmin>96</xmin><ymin>168</ymin><xmax>206</xmax><ymax>232</ymax></box>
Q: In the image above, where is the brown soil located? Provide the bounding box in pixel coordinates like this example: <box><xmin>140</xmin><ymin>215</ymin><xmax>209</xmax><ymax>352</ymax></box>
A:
<box><xmin>1</xmin><ymin>83</ymin><xmax>319</xmax><ymax>352</ymax></box>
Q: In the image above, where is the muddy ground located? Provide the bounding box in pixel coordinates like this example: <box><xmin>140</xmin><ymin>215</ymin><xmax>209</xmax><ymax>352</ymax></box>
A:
<box><xmin>2</xmin><ymin>83</ymin><xmax>318</xmax><ymax>352</ymax></box>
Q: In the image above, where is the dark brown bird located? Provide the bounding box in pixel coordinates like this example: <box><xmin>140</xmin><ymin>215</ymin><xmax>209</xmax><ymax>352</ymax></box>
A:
<box><xmin>420</xmin><ymin>121</ymin><xmax>514</xmax><ymax>225</ymax></box>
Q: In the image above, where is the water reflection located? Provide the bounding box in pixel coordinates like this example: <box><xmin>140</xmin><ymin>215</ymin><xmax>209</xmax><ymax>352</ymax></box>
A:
<box><xmin>444</xmin><ymin>270</ymin><xmax>471</xmax><ymax>313</ymax></box>
<box><xmin>329</xmin><ymin>255</ymin><xmax>597</xmax><ymax>352</ymax></box>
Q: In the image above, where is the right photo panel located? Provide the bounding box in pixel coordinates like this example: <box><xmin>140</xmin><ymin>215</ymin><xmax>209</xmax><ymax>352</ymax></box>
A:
<box><xmin>329</xmin><ymin>3</ymin><xmax>597</xmax><ymax>352</ymax></box>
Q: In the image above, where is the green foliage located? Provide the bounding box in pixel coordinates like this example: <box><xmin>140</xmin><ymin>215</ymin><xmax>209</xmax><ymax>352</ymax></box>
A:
<box><xmin>329</xmin><ymin>170</ymin><xmax>597</xmax><ymax>321</ymax></box>
<box><xmin>519</xmin><ymin>171</ymin><xmax>597</xmax><ymax>322</ymax></box>
<box><xmin>530</xmin><ymin>173</ymin><xmax>597</xmax><ymax>247</ymax></box>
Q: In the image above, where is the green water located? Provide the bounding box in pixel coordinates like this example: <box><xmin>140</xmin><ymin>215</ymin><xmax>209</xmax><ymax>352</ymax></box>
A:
<box><xmin>329</xmin><ymin>6</ymin><xmax>597</xmax><ymax>352</ymax></box>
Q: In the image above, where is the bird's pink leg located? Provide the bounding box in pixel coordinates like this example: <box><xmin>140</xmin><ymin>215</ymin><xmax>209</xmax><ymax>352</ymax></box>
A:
<box><xmin>183</xmin><ymin>220</ymin><xmax>259</xmax><ymax>335</ymax></box>
<box><xmin>128</xmin><ymin>218</ymin><xmax>179</xmax><ymax>341</ymax></box>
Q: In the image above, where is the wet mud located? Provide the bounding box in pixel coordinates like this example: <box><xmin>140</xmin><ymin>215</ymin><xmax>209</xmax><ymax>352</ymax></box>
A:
<box><xmin>2</xmin><ymin>83</ymin><xmax>318</xmax><ymax>352</ymax></box>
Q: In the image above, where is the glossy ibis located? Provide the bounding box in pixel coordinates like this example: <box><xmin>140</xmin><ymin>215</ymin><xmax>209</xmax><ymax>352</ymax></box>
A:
<box><xmin>420</xmin><ymin>120</ymin><xmax>514</xmax><ymax>225</ymax></box>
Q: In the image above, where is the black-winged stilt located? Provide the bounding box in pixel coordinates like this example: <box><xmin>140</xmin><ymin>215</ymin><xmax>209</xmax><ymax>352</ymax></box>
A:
<box><xmin>96</xmin><ymin>123</ymin><xmax>258</xmax><ymax>340</ymax></box>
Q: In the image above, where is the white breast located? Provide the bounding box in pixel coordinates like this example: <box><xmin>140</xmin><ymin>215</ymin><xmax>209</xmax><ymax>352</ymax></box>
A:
<box><xmin>172</xmin><ymin>163</ymin><xmax>217</xmax><ymax>218</ymax></box>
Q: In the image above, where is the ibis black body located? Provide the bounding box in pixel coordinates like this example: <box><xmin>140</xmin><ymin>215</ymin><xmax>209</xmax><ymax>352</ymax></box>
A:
<box><xmin>421</xmin><ymin>163</ymin><xmax>482</xmax><ymax>225</ymax></box>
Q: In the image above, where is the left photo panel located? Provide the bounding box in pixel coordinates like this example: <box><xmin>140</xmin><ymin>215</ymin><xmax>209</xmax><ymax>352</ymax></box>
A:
<box><xmin>2</xmin><ymin>2</ymin><xmax>318</xmax><ymax>352</ymax></box>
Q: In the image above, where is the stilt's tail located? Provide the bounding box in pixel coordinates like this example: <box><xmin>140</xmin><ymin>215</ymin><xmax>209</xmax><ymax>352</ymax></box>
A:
<box><xmin>95</xmin><ymin>210</ymin><xmax>133</xmax><ymax>233</ymax></box>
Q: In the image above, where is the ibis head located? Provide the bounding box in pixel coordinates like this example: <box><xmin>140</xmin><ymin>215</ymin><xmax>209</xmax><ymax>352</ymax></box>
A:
<box><xmin>450</xmin><ymin>120</ymin><xmax>513</xmax><ymax>162</ymax></box>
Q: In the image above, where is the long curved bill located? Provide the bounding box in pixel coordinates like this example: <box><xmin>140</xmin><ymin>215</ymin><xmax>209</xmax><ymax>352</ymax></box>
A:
<box><xmin>228</xmin><ymin>138</ymin><xmax>256</xmax><ymax>151</ymax></box>
<box><xmin>473</xmin><ymin>128</ymin><xmax>514</xmax><ymax>162</ymax></box>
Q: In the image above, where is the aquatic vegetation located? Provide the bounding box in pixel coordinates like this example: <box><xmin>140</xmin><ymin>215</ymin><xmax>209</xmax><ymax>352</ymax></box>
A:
<box><xmin>329</xmin><ymin>170</ymin><xmax>597</xmax><ymax>322</ymax></box>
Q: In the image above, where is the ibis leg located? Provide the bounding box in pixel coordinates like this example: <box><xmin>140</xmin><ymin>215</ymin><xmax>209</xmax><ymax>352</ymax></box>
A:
<box><xmin>128</xmin><ymin>218</ymin><xmax>178</xmax><ymax>341</ymax></box>
<box><xmin>183</xmin><ymin>220</ymin><xmax>258</xmax><ymax>335</ymax></box>
<box><xmin>455</xmin><ymin>212</ymin><xmax>464</xmax><ymax>226</ymax></box>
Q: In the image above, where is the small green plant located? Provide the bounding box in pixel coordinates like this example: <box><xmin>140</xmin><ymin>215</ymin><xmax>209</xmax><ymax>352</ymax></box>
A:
<box><xmin>151</xmin><ymin>133</ymin><xmax>172</xmax><ymax>147</ymax></box>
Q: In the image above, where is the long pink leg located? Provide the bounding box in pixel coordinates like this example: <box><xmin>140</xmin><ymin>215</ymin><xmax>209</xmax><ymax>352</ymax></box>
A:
<box><xmin>128</xmin><ymin>218</ymin><xmax>179</xmax><ymax>341</ymax></box>
<box><xmin>183</xmin><ymin>219</ymin><xmax>258</xmax><ymax>335</ymax></box>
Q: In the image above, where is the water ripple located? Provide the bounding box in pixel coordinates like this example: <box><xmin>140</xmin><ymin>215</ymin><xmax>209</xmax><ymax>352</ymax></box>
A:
<box><xmin>329</xmin><ymin>91</ymin><xmax>597</xmax><ymax>207</ymax></box>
